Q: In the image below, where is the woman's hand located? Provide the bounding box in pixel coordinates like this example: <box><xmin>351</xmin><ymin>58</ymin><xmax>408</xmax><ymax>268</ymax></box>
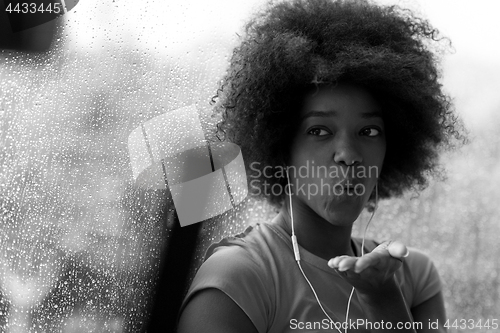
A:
<box><xmin>328</xmin><ymin>240</ymin><xmax>417</xmax><ymax>332</ymax></box>
<box><xmin>327</xmin><ymin>240</ymin><xmax>409</xmax><ymax>295</ymax></box>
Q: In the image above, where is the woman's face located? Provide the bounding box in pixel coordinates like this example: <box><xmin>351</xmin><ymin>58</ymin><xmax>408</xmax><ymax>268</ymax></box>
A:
<box><xmin>288</xmin><ymin>83</ymin><xmax>386</xmax><ymax>226</ymax></box>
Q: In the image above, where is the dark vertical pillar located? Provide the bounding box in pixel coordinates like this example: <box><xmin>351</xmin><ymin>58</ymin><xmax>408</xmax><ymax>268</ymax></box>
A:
<box><xmin>146</xmin><ymin>208</ymin><xmax>202</xmax><ymax>332</ymax></box>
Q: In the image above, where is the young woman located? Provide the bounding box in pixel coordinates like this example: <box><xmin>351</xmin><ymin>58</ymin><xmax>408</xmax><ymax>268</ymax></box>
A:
<box><xmin>177</xmin><ymin>0</ymin><xmax>465</xmax><ymax>332</ymax></box>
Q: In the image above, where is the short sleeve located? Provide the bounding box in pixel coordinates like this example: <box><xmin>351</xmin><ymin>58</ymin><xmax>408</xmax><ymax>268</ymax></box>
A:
<box><xmin>405</xmin><ymin>247</ymin><xmax>442</xmax><ymax>307</ymax></box>
<box><xmin>179</xmin><ymin>244</ymin><xmax>272</xmax><ymax>333</ymax></box>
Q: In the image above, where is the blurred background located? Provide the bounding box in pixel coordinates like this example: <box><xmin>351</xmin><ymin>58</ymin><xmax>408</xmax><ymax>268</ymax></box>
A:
<box><xmin>0</xmin><ymin>0</ymin><xmax>499</xmax><ymax>332</ymax></box>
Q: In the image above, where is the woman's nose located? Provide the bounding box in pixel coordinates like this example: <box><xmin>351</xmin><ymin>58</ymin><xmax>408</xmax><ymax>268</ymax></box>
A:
<box><xmin>332</xmin><ymin>133</ymin><xmax>362</xmax><ymax>166</ymax></box>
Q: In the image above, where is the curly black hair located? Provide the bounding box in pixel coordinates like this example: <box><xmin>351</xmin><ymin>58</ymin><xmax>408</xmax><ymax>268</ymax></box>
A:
<box><xmin>211</xmin><ymin>0</ymin><xmax>467</xmax><ymax>209</ymax></box>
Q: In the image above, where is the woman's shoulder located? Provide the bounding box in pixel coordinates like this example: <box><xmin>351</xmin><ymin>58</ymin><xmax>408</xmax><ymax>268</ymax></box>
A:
<box><xmin>403</xmin><ymin>246</ymin><xmax>441</xmax><ymax>281</ymax></box>
<box><xmin>180</xmin><ymin>222</ymin><xmax>290</xmax><ymax>331</ymax></box>
<box><xmin>190</xmin><ymin>222</ymin><xmax>293</xmax><ymax>294</ymax></box>
<box><xmin>405</xmin><ymin>246</ymin><xmax>435</xmax><ymax>263</ymax></box>
<box><xmin>396</xmin><ymin>245</ymin><xmax>443</xmax><ymax>308</ymax></box>
<box><xmin>204</xmin><ymin>221</ymin><xmax>292</xmax><ymax>263</ymax></box>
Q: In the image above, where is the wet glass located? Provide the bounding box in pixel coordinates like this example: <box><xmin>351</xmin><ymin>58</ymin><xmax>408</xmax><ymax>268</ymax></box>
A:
<box><xmin>0</xmin><ymin>0</ymin><xmax>499</xmax><ymax>332</ymax></box>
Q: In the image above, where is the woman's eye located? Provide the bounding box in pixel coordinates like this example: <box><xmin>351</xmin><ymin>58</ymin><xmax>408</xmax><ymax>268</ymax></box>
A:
<box><xmin>308</xmin><ymin>128</ymin><xmax>329</xmax><ymax>136</ymax></box>
<box><xmin>360</xmin><ymin>127</ymin><xmax>381</xmax><ymax>137</ymax></box>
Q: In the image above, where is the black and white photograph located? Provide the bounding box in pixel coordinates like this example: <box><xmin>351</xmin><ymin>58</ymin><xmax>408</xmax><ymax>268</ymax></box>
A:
<box><xmin>0</xmin><ymin>0</ymin><xmax>499</xmax><ymax>332</ymax></box>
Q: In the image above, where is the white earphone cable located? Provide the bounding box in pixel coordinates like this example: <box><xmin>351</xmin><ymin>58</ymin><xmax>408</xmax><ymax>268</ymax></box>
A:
<box><xmin>285</xmin><ymin>167</ymin><xmax>378</xmax><ymax>333</ymax></box>
<box><xmin>286</xmin><ymin>168</ymin><xmax>344</xmax><ymax>333</ymax></box>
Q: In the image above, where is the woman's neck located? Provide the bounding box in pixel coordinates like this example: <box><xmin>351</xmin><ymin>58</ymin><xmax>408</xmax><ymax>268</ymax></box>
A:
<box><xmin>273</xmin><ymin>199</ymin><xmax>355</xmax><ymax>261</ymax></box>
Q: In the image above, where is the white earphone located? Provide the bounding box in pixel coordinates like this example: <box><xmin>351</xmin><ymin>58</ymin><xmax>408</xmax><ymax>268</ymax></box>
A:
<box><xmin>285</xmin><ymin>167</ymin><xmax>378</xmax><ymax>333</ymax></box>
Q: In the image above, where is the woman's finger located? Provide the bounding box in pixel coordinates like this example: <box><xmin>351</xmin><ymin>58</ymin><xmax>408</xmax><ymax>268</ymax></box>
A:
<box><xmin>337</xmin><ymin>256</ymin><xmax>358</xmax><ymax>271</ymax></box>
<box><xmin>328</xmin><ymin>255</ymin><xmax>348</xmax><ymax>268</ymax></box>
<box><xmin>328</xmin><ymin>255</ymin><xmax>356</xmax><ymax>270</ymax></box>
<box><xmin>354</xmin><ymin>251</ymin><xmax>382</xmax><ymax>273</ymax></box>
<box><xmin>387</xmin><ymin>240</ymin><xmax>409</xmax><ymax>259</ymax></box>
